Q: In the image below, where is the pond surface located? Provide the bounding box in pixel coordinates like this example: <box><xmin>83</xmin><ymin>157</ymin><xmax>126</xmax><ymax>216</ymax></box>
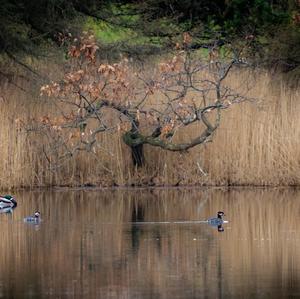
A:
<box><xmin>0</xmin><ymin>188</ymin><xmax>299</xmax><ymax>299</ymax></box>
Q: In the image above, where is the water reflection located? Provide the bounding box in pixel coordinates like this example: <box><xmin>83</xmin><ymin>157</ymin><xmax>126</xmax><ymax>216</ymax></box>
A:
<box><xmin>0</xmin><ymin>206</ymin><xmax>14</xmax><ymax>214</ymax></box>
<box><xmin>0</xmin><ymin>188</ymin><xmax>299</xmax><ymax>299</ymax></box>
<box><xmin>216</xmin><ymin>224</ymin><xmax>225</xmax><ymax>232</ymax></box>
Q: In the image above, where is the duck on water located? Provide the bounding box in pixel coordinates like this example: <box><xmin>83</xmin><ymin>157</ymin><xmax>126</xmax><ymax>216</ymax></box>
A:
<box><xmin>207</xmin><ymin>211</ymin><xmax>228</xmax><ymax>232</ymax></box>
<box><xmin>24</xmin><ymin>211</ymin><xmax>41</xmax><ymax>223</ymax></box>
<box><xmin>207</xmin><ymin>211</ymin><xmax>228</xmax><ymax>226</ymax></box>
<box><xmin>0</xmin><ymin>195</ymin><xmax>17</xmax><ymax>209</ymax></box>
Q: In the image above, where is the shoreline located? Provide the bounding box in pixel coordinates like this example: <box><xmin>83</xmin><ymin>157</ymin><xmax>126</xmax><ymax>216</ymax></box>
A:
<box><xmin>2</xmin><ymin>184</ymin><xmax>300</xmax><ymax>193</ymax></box>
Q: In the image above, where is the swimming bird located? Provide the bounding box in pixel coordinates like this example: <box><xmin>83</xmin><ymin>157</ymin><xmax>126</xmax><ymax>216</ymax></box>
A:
<box><xmin>24</xmin><ymin>211</ymin><xmax>41</xmax><ymax>223</ymax></box>
<box><xmin>207</xmin><ymin>211</ymin><xmax>228</xmax><ymax>226</ymax></box>
<box><xmin>0</xmin><ymin>195</ymin><xmax>17</xmax><ymax>208</ymax></box>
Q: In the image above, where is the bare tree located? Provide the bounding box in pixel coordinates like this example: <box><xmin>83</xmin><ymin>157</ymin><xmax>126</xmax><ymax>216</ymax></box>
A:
<box><xmin>36</xmin><ymin>32</ymin><xmax>251</xmax><ymax>168</ymax></box>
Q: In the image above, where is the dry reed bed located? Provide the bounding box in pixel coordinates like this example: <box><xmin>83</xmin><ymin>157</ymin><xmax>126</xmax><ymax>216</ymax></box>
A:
<box><xmin>0</xmin><ymin>70</ymin><xmax>300</xmax><ymax>189</ymax></box>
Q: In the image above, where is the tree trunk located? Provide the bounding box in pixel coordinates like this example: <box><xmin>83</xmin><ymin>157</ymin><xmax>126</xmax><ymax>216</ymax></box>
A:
<box><xmin>131</xmin><ymin>144</ymin><xmax>145</xmax><ymax>167</ymax></box>
<box><xmin>122</xmin><ymin>119</ymin><xmax>145</xmax><ymax>167</ymax></box>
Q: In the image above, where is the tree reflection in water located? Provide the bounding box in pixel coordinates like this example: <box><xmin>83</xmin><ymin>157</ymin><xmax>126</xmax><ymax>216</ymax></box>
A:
<box><xmin>0</xmin><ymin>188</ymin><xmax>299</xmax><ymax>299</ymax></box>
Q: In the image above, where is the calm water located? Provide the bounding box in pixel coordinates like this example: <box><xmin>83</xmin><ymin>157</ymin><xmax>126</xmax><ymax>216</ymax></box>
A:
<box><xmin>0</xmin><ymin>188</ymin><xmax>299</xmax><ymax>299</ymax></box>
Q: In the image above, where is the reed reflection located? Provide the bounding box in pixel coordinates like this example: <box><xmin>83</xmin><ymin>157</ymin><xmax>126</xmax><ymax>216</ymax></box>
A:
<box><xmin>0</xmin><ymin>188</ymin><xmax>299</xmax><ymax>299</ymax></box>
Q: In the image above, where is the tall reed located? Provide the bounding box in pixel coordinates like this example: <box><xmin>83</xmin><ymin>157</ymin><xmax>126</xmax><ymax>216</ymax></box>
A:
<box><xmin>0</xmin><ymin>69</ymin><xmax>299</xmax><ymax>189</ymax></box>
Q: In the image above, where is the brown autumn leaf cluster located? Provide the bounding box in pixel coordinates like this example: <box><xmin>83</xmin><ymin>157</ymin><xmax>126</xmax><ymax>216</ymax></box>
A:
<box><xmin>68</xmin><ymin>32</ymin><xmax>99</xmax><ymax>62</ymax></box>
<box><xmin>41</xmin><ymin>35</ymin><xmax>134</xmax><ymax>106</ymax></box>
<box><xmin>159</xmin><ymin>54</ymin><xmax>184</xmax><ymax>74</ymax></box>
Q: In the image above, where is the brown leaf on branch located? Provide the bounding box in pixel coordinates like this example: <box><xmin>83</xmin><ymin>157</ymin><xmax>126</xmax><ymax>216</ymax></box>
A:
<box><xmin>68</xmin><ymin>46</ymin><xmax>81</xmax><ymax>58</ymax></box>
<box><xmin>183</xmin><ymin>32</ymin><xmax>192</xmax><ymax>45</ymax></box>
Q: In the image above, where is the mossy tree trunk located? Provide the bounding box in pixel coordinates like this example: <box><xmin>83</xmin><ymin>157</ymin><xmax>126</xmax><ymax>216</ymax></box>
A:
<box><xmin>131</xmin><ymin>143</ymin><xmax>145</xmax><ymax>167</ymax></box>
<box><xmin>123</xmin><ymin>120</ymin><xmax>145</xmax><ymax>167</ymax></box>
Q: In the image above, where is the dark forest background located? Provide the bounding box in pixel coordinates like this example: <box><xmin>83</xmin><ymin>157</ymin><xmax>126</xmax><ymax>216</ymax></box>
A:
<box><xmin>0</xmin><ymin>0</ymin><xmax>299</xmax><ymax>76</ymax></box>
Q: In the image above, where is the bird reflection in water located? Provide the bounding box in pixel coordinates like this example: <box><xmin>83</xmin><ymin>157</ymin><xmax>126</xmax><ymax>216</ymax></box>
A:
<box><xmin>217</xmin><ymin>225</ymin><xmax>225</xmax><ymax>232</ymax></box>
<box><xmin>0</xmin><ymin>206</ymin><xmax>15</xmax><ymax>214</ymax></box>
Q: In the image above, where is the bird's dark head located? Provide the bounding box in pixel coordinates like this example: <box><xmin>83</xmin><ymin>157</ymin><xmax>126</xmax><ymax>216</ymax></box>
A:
<box><xmin>34</xmin><ymin>211</ymin><xmax>40</xmax><ymax>218</ymax></box>
<box><xmin>217</xmin><ymin>211</ymin><xmax>225</xmax><ymax>217</ymax></box>
<box><xmin>4</xmin><ymin>195</ymin><xmax>17</xmax><ymax>206</ymax></box>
